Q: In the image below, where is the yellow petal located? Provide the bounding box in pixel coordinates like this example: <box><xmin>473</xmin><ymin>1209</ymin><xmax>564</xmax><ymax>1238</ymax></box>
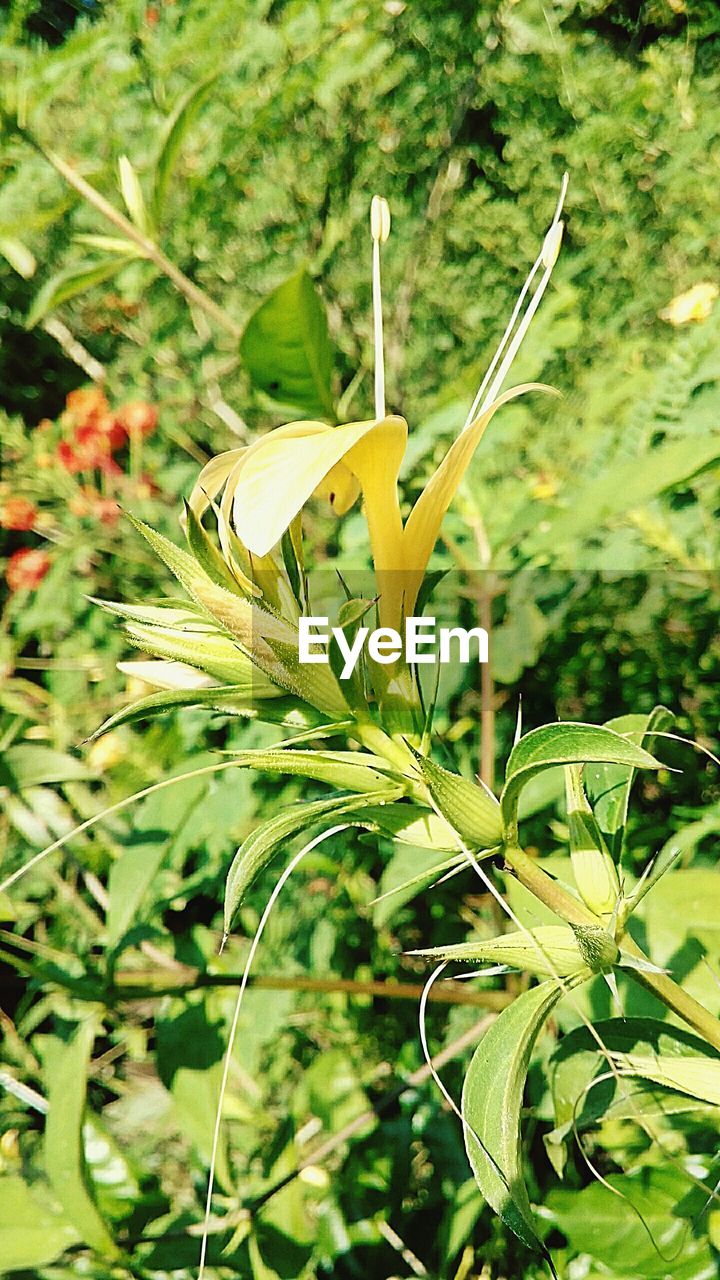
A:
<box><xmin>189</xmin><ymin>448</ymin><xmax>246</xmax><ymax>519</ymax></box>
<box><xmin>401</xmin><ymin>384</ymin><xmax>556</xmax><ymax>613</ymax></box>
<box><xmin>232</xmin><ymin>418</ymin><xmax>385</xmax><ymax>557</ymax></box>
<box><xmin>346</xmin><ymin>415</ymin><xmax>408</xmax><ymax>628</ymax></box>
<box><xmin>659</xmin><ymin>282</ymin><xmax>718</xmax><ymax>326</ymax></box>
<box><xmin>314</xmin><ymin>462</ymin><xmax>361</xmax><ymax>515</ymax></box>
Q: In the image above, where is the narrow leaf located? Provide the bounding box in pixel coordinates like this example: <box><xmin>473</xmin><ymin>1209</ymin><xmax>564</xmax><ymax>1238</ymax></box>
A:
<box><xmin>43</xmin><ymin>1022</ymin><xmax>119</xmax><ymax>1257</ymax></box>
<box><xmin>462</xmin><ymin>981</ymin><xmax>565</xmax><ymax>1252</ymax></box>
<box><xmin>26</xmin><ymin>257</ymin><xmax>136</xmax><ymax>328</ymax></box>
<box><xmin>152</xmin><ymin>74</ymin><xmax>220</xmax><ymax>222</ymax></box>
<box><xmin>223</xmin><ymin>788</ymin><xmax>397</xmax><ymax>934</ymax></box>
<box><xmin>118</xmin><ymin>155</ymin><xmax>149</xmax><ymax>232</ymax></box>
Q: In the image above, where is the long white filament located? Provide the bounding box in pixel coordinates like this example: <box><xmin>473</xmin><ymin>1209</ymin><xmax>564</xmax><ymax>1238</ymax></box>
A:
<box><xmin>463</xmin><ymin>172</ymin><xmax>569</xmax><ymax>432</ymax></box>
<box><xmin>198</xmin><ymin>823</ymin><xmax>351</xmax><ymax>1279</ymax></box>
<box><xmin>370</xmin><ymin>195</ymin><xmax>390</xmax><ymax>421</ymax></box>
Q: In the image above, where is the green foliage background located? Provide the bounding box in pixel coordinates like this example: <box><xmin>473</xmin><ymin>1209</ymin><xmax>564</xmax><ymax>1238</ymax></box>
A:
<box><xmin>1</xmin><ymin>1</ymin><xmax>719</xmax><ymax>1277</ymax></box>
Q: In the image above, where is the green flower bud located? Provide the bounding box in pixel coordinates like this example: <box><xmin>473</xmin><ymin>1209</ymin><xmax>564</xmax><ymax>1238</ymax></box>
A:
<box><xmin>410</xmin><ymin>750</ymin><xmax>503</xmax><ymax>849</ymax></box>
<box><xmin>572</xmin><ymin>924</ymin><xmax>619</xmax><ymax>973</ymax></box>
<box><xmin>410</xmin><ymin>924</ymin><xmax>587</xmax><ymax>978</ymax></box>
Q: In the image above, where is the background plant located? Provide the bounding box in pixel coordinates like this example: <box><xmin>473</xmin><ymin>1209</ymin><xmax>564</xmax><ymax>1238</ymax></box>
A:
<box><xmin>1</xmin><ymin>1</ymin><xmax>720</xmax><ymax>1277</ymax></box>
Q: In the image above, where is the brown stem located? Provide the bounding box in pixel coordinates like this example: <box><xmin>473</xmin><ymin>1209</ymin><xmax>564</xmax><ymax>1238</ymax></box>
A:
<box><xmin>112</xmin><ymin>970</ymin><xmax>511</xmax><ymax>1011</ymax></box>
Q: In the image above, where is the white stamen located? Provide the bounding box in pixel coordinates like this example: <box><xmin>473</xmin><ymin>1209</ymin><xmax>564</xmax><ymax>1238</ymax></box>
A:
<box><xmin>370</xmin><ymin>195</ymin><xmax>390</xmax><ymax>420</ymax></box>
<box><xmin>463</xmin><ymin>172</ymin><xmax>568</xmax><ymax>432</ymax></box>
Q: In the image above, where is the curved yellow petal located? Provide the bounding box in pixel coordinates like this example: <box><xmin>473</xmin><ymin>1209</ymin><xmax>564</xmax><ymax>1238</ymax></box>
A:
<box><xmin>232</xmin><ymin>418</ymin><xmax>382</xmax><ymax>557</ymax></box>
<box><xmin>314</xmin><ymin>462</ymin><xmax>361</xmax><ymax>516</ymax></box>
<box><xmin>345</xmin><ymin>415</ymin><xmax>407</xmax><ymax>572</ymax></box>
<box><xmin>402</xmin><ymin>384</ymin><xmax>557</xmax><ymax>613</ymax></box>
<box><xmin>188</xmin><ymin>448</ymin><xmax>246</xmax><ymax>519</ymax></box>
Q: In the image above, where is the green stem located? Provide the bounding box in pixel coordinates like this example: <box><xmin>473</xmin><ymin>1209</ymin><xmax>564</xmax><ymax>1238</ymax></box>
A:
<box><xmin>504</xmin><ymin>844</ymin><xmax>720</xmax><ymax>1054</ymax></box>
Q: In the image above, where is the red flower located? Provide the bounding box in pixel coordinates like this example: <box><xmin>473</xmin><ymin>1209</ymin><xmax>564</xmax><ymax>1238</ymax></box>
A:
<box><xmin>117</xmin><ymin>401</ymin><xmax>158</xmax><ymax>439</ymax></box>
<box><xmin>65</xmin><ymin>386</ymin><xmax>109</xmax><ymax>426</ymax></box>
<box><xmin>6</xmin><ymin>548</ymin><xmax>51</xmax><ymax>592</ymax></box>
<box><xmin>95</xmin><ymin>497</ymin><xmax>121</xmax><ymax>526</ymax></box>
<box><xmin>57</xmin><ymin>441</ymin><xmax>84</xmax><ymax>474</ymax></box>
<box><xmin>0</xmin><ymin>498</ymin><xmax>38</xmax><ymax>531</ymax></box>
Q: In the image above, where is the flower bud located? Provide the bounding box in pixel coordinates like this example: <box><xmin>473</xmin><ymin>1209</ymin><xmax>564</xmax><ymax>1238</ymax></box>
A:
<box><xmin>572</xmin><ymin>924</ymin><xmax>619</xmax><ymax>973</ymax></box>
<box><xmin>410</xmin><ymin>924</ymin><xmax>586</xmax><ymax>978</ymax></box>
<box><xmin>411</xmin><ymin>750</ymin><xmax>503</xmax><ymax>849</ymax></box>
<box><xmin>370</xmin><ymin>195</ymin><xmax>391</xmax><ymax>243</ymax></box>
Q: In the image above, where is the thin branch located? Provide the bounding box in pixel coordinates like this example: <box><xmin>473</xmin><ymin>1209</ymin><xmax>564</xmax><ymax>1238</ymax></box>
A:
<box><xmin>111</xmin><ymin>969</ymin><xmax>512</xmax><ymax>1010</ymax></box>
<box><xmin>41</xmin><ymin>316</ymin><xmax>105</xmax><ymax>381</ymax></box>
<box><xmin>19</xmin><ymin>128</ymin><xmax>242</xmax><ymax>341</ymax></box>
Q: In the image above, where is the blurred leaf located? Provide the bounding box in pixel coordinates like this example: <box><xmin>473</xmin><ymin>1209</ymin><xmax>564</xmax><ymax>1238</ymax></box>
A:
<box><xmin>43</xmin><ymin>1021</ymin><xmax>119</xmax><ymax>1258</ymax></box>
<box><xmin>155</xmin><ymin>999</ymin><xmax>232</xmax><ymax>1189</ymax></box>
<box><xmin>152</xmin><ymin>74</ymin><xmax>220</xmax><ymax>223</ymax></box>
<box><xmin>240</xmin><ymin>269</ymin><xmax>336</xmax><ymax>418</ymax></box>
<box><xmin>107</xmin><ymin>763</ymin><xmax>210</xmax><ymax>945</ymax></box>
<box><xmin>0</xmin><ymin>745</ymin><xmax>91</xmax><ymax>791</ymax></box>
<box><xmin>0</xmin><ymin>1176</ymin><xmax>78</xmax><ymax>1270</ymax></box>
<box><xmin>526</xmin><ymin>437</ymin><xmax>720</xmax><ymax>555</ymax></box>
<box><xmin>26</xmin><ymin>256</ymin><xmax>137</xmax><ymax>328</ymax></box>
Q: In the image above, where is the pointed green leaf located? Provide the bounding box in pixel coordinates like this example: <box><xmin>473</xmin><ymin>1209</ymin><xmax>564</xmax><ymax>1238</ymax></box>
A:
<box><xmin>224</xmin><ymin>788</ymin><xmax>397</xmax><ymax>934</ymax></box>
<box><xmin>462</xmin><ymin>981</ymin><xmax>565</xmax><ymax>1253</ymax></box>
<box><xmin>501</xmin><ymin>722</ymin><xmax>661</xmax><ymax>835</ymax></box>
<box><xmin>87</xmin><ymin>685</ymin><xmax>326</xmax><ymax>741</ymax></box>
<box><xmin>240</xmin><ymin>269</ymin><xmax>336</xmax><ymax>419</ymax></box>
<box><xmin>183</xmin><ymin>500</ymin><xmax>256</xmax><ymax>596</ymax></box>
<box><xmin>26</xmin><ymin>257</ymin><xmax>137</xmax><ymax>328</ymax></box>
<box><xmin>586</xmin><ymin>707</ymin><xmax>673</xmax><ymax>859</ymax></box>
<box><xmin>412</xmin><ymin>925</ymin><xmax>586</xmax><ymax>978</ymax></box>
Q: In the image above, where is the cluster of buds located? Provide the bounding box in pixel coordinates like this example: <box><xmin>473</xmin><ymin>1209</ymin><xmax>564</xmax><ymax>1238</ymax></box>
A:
<box><xmin>2</xmin><ymin>387</ymin><xmax>161</xmax><ymax>595</ymax></box>
<box><xmin>52</xmin><ymin>386</ymin><xmax>158</xmax><ymax>476</ymax></box>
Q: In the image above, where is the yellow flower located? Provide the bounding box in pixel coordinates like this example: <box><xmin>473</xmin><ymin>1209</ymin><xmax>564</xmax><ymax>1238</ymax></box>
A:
<box><xmin>191</xmin><ymin>181</ymin><xmax>567</xmax><ymax>632</ymax></box>
<box><xmin>659</xmin><ymin>282</ymin><xmax>718</xmax><ymax>326</ymax></box>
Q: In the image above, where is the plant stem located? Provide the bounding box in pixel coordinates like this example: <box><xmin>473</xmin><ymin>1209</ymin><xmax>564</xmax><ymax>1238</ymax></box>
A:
<box><xmin>111</xmin><ymin>970</ymin><xmax>512</xmax><ymax>1010</ymax></box>
<box><xmin>503</xmin><ymin>844</ymin><xmax>720</xmax><ymax>1053</ymax></box>
<box><xmin>19</xmin><ymin>128</ymin><xmax>243</xmax><ymax>340</ymax></box>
